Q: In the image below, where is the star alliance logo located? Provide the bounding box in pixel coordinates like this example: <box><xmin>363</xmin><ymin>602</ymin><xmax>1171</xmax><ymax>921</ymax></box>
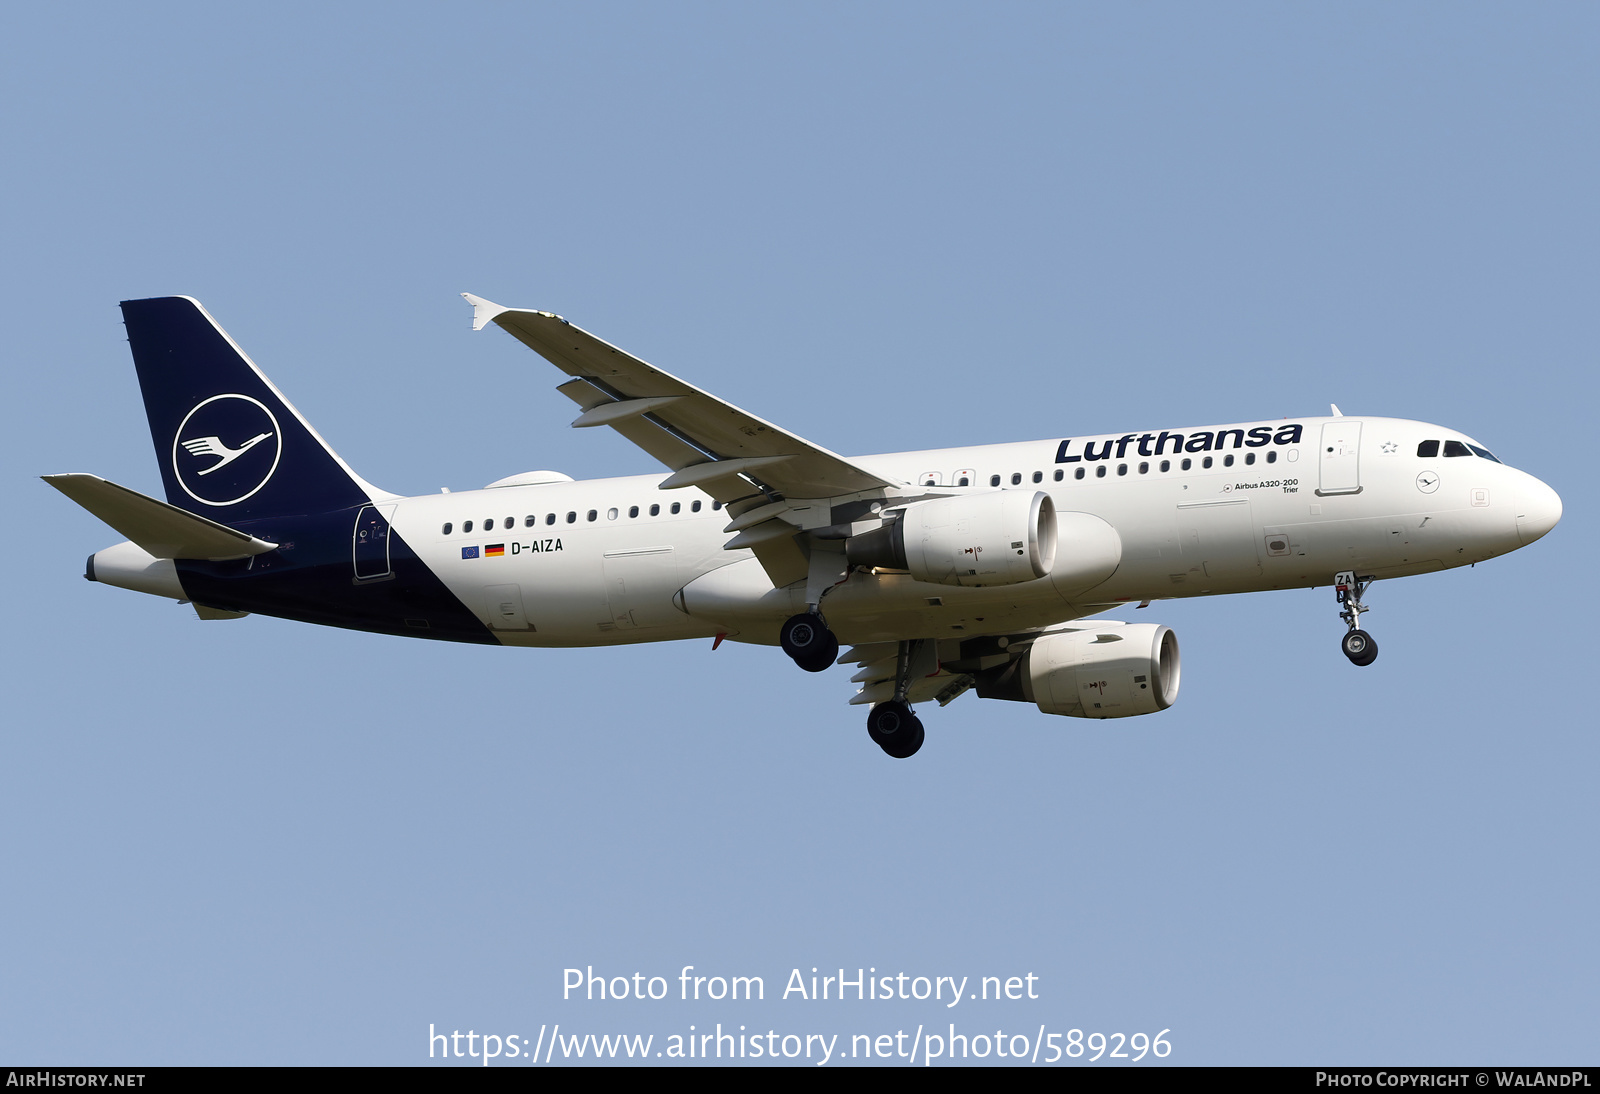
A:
<box><xmin>171</xmin><ymin>394</ymin><xmax>283</xmax><ymax>507</ymax></box>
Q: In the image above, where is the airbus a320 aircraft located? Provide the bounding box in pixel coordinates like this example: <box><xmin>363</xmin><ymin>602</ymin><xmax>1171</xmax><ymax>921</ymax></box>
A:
<box><xmin>47</xmin><ymin>296</ymin><xmax>1562</xmax><ymax>758</ymax></box>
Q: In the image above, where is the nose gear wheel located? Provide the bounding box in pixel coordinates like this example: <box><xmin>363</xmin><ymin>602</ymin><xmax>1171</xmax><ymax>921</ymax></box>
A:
<box><xmin>1334</xmin><ymin>571</ymin><xmax>1379</xmax><ymax>666</ymax></box>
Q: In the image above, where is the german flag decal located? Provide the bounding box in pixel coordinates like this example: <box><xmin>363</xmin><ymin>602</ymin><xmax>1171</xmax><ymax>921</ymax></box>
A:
<box><xmin>485</xmin><ymin>544</ymin><xmax>505</xmax><ymax>557</ymax></box>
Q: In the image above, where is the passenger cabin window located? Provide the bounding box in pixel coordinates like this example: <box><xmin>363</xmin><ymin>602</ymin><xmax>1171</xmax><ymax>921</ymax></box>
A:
<box><xmin>1096</xmin><ymin>466</ymin><xmax>1107</xmax><ymax>478</ymax></box>
<box><xmin>1224</xmin><ymin>454</ymin><xmax>1234</xmax><ymax>467</ymax></box>
<box><xmin>1203</xmin><ymin>456</ymin><xmax>1213</xmax><ymax>469</ymax></box>
<box><xmin>1417</xmin><ymin>440</ymin><xmax>1440</xmax><ymax>458</ymax></box>
<box><xmin>1181</xmin><ymin>458</ymin><xmax>1192</xmax><ymax>470</ymax></box>
<box><xmin>464</xmin><ymin>520</ymin><xmax>474</xmax><ymax>533</ymax></box>
<box><xmin>1138</xmin><ymin>461</ymin><xmax>1149</xmax><ymax>474</ymax></box>
<box><xmin>502</xmin><ymin>517</ymin><xmax>512</xmax><ymax>530</ymax></box>
<box><xmin>524</xmin><ymin>515</ymin><xmax>536</xmax><ymax>527</ymax></box>
<box><xmin>1244</xmin><ymin>453</ymin><xmax>1255</xmax><ymax>465</ymax></box>
<box><xmin>692</xmin><ymin>500</ymin><xmax>702</xmax><ymax>512</ymax></box>
<box><xmin>1444</xmin><ymin>441</ymin><xmax>1472</xmax><ymax>457</ymax></box>
<box><xmin>1159</xmin><ymin>460</ymin><xmax>1170</xmax><ymax>472</ymax></box>
<box><xmin>1011</xmin><ymin>473</ymin><xmax>1022</xmax><ymax>485</ymax></box>
<box><xmin>1266</xmin><ymin>451</ymin><xmax>1277</xmax><ymax>464</ymax></box>
<box><xmin>650</xmin><ymin>504</ymin><xmax>660</xmax><ymax>516</ymax></box>
<box><xmin>1117</xmin><ymin>463</ymin><xmax>1128</xmax><ymax>476</ymax></box>
<box><xmin>1053</xmin><ymin>469</ymin><xmax>1063</xmax><ymax>481</ymax></box>
<box><xmin>587</xmin><ymin>510</ymin><xmax>597</xmax><ymax>521</ymax></box>
<box><xmin>566</xmin><ymin>512</ymin><xmax>577</xmax><ymax>523</ymax></box>
<box><xmin>546</xmin><ymin>513</ymin><xmax>556</xmax><ymax>525</ymax></box>
<box><xmin>670</xmin><ymin>502</ymin><xmax>681</xmax><ymax>514</ymax></box>
<box><xmin>712</xmin><ymin>501</ymin><xmax>722</xmax><ymax>510</ymax></box>
<box><xmin>1032</xmin><ymin>471</ymin><xmax>1043</xmax><ymax>483</ymax></box>
<box><xmin>442</xmin><ymin>522</ymin><xmax>453</xmax><ymax>535</ymax></box>
<box><xmin>608</xmin><ymin>508</ymin><xmax>619</xmax><ymax>520</ymax></box>
<box><xmin>628</xmin><ymin>506</ymin><xmax>639</xmax><ymax>518</ymax></box>
<box><xmin>1074</xmin><ymin>468</ymin><xmax>1085</xmax><ymax>480</ymax></box>
<box><xmin>990</xmin><ymin>475</ymin><xmax>1001</xmax><ymax>487</ymax></box>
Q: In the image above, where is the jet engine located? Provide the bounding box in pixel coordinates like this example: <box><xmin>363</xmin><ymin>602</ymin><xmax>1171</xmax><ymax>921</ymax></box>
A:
<box><xmin>845</xmin><ymin>491</ymin><xmax>1057</xmax><ymax>588</ymax></box>
<box><xmin>974</xmin><ymin>623</ymin><xmax>1180</xmax><ymax>718</ymax></box>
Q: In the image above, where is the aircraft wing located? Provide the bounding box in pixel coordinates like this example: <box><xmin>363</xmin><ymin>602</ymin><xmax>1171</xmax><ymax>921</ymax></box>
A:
<box><xmin>835</xmin><ymin>620</ymin><xmax>1113</xmax><ymax>710</ymax></box>
<box><xmin>462</xmin><ymin>295</ymin><xmax>898</xmax><ymax>504</ymax></box>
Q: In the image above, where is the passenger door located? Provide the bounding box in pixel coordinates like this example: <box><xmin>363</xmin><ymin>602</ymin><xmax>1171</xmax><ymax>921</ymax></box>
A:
<box><xmin>352</xmin><ymin>505</ymin><xmax>395</xmax><ymax>581</ymax></box>
<box><xmin>1318</xmin><ymin>421</ymin><xmax>1363</xmax><ymax>496</ymax></box>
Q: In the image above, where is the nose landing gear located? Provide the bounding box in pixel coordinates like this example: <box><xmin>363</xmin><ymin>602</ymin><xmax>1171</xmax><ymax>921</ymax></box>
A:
<box><xmin>780</xmin><ymin>612</ymin><xmax>838</xmax><ymax>672</ymax></box>
<box><xmin>1335</xmin><ymin>571</ymin><xmax>1379</xmax><ymax>666</ymax></box>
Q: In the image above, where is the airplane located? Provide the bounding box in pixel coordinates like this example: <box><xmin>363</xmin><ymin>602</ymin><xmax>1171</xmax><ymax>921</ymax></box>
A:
<box><xmin>45</xmin><ymin>296</ymin><xmax>1563</xmax><ymax>758</ymax></box>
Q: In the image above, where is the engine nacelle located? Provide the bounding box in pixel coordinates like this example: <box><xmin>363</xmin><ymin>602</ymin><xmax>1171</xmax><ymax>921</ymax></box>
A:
<box><xmin>846</xmin><ymin>491</ymin><xmax>1057</xmax><ymax>588</ymax></box>
<box><xmin>977</xmin><ymin>623</ymin><xmax>1180</xmax><ymax>718</ymax></box>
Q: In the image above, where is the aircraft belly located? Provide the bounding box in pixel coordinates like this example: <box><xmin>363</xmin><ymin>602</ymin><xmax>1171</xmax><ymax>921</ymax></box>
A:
<box><xmin>820</xmin><ymin>571</ymin><xmax>1073</xmax><ymax>645</ymax></box>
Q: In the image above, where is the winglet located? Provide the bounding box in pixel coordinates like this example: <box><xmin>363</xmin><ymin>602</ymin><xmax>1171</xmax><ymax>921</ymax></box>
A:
<box><xmin>461</xmin><ymin>293</ymin><xmax>510</xmax><ymax>332</ymax></box>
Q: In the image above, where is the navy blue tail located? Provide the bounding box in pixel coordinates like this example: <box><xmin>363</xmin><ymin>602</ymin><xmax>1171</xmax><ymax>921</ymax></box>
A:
<box><xmin>122</xmin><ymin>297</ymin><xmax>375</xmax><ymax>521</ymax></box>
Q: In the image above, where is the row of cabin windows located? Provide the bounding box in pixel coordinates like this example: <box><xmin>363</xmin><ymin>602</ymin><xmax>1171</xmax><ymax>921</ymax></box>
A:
<box><xmin>442</xmin><ymin>444</ymin><xmax>1301</xmax><ymax>535</ymax></box>
<box><xmin>441</xmin><ymin>498</ymin><xmax>721</xmax><ymax>536</ymax></box>
<box><xmin>1418</xmin><ymin>439</ymin><xmax>1501</xmax><ymax>462</ymax></box>
<box><xmin>924</xmin><ymin>449</ymin><xmax>1282</xmax><ymax>490</ymax></box>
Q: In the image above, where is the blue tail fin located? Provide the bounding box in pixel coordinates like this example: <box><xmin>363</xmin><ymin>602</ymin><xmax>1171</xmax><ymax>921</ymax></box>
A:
<box><xmin>121</xmin><ymin>297</ymin><xmax>379</xmax><ymax>520</ymax></box>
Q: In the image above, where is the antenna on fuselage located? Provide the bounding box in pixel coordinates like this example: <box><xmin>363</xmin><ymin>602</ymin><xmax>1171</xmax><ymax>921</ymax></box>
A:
<box><xmin>1330</xmin><ymin>403</ymin><xmax>1343</xmax><ymax>417</ymax></box>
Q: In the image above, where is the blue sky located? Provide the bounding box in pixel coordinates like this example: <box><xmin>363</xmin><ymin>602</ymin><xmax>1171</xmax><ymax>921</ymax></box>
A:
<box><xmin>2</xmin><ymin>2</ymin><xmax>1595</xmax><ymax>1066</ymax></box>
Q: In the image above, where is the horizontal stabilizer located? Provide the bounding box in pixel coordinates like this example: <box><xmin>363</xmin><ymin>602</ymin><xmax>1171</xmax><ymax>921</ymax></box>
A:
<box><xmin>43</xmin><ymin>474</ymin><xmax>278</xmax><ymax>560</ymax></box>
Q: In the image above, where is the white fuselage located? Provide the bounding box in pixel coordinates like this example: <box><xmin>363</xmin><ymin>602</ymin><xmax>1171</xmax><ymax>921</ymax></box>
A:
<box><xmin>391</xmin><ymin>415</ymin><xmax>1558</xmax><ymax>648</ymax></box>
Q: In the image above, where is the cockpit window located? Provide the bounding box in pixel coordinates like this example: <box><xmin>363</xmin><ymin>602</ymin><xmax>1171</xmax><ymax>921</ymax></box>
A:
<box><xmin>1417</xmin><ymin>440</ymin><xmax>1439</xmax><ymax>458</ymax></box>
<box><xmin>1443</xmin><ymin>440</ymin><xmax>1472</xmax><ymax>457</ymax></box>
<box><xmin>1468</xmin><ymin>444</ymin><xmax>1501</xmax><ymax>463</ymax></box>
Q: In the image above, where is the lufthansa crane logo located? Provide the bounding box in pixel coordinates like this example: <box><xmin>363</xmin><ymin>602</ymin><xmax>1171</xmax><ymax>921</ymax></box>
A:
<box><xmin>172</xmin><ymin>394</ymin><xmax>282</xmax><ymax>506</ymax></box>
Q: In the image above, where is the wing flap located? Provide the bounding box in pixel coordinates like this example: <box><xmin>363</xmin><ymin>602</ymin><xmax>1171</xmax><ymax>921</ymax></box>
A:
<box><xmin>44</xmin><ymin>474</ymin><xmax>278</xmax><ymax>560</ymax></box>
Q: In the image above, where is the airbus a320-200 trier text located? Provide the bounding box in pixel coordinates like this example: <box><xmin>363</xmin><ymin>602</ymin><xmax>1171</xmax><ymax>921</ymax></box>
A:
<box><xmin>46</xmin><ymin>296</ymin><xmax>1563</xmax><ymax>757</ymax></box>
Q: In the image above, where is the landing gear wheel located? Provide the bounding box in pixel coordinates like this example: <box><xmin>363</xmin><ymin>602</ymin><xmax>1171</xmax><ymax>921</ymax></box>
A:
<box><xmin>780</xmin><ymin>612</ymin><xmax>838</xmax><ymax>673</ymax></box>
<box><xmin>1341</xmin><ymin>629</ymin><xmax>1379</xmax><ymax>666</ymax></box>
<box><xmin>867</xmin><ymin>700</ymin><xmax>925</xmax><ymax>759</ymax></box>
<box><xmin>795</xmin><ymin>633</ymin><xmax>839</xmax><ymax>673</ymax></box>
<box><xmin>1334</xmin><ymin>571</ymin><xmax>1379</xmax><ymax>667</ymax></box>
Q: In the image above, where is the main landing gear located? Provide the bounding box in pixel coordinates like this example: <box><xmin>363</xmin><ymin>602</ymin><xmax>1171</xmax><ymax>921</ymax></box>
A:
<box><xmin>780</xmin><ymin>612</ymin><xmax>838</xmax><ymax>673</ymax></box>
<box><xmin>1335</xmin><ymin>570</ymin><xmax>1379</xmax><ymax>667</ymax></box>
<box><xmin>866</xmin><ymin>699</ymin><xmax>924</xmax><ymax>760</ymax></box>
<box><xmin>864</xmin><ymin>638</ymin><xmax>932</xmax><ymax>759</ymax></box>
<box><xmin>780</xmin><ymin>614</ymin><xmax>927</xmax><ymax>759</ymax></box>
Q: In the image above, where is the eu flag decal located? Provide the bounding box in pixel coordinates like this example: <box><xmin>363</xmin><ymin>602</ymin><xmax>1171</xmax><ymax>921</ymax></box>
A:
<box><xmin>485</xmin><ymin>544</ymin><xmax>505</xmax><ymax>557</ymax></box>
<box><xmin>461</xmin><ymin>546</ymin><xmax>479</xmax><ymax>559</ymax></box>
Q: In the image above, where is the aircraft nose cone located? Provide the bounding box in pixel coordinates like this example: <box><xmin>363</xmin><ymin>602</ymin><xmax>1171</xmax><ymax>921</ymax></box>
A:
<box><xmin>1515</xmin><ymin>476</ymin><xmax>1562</xmax><ymax>546</ymax></box>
